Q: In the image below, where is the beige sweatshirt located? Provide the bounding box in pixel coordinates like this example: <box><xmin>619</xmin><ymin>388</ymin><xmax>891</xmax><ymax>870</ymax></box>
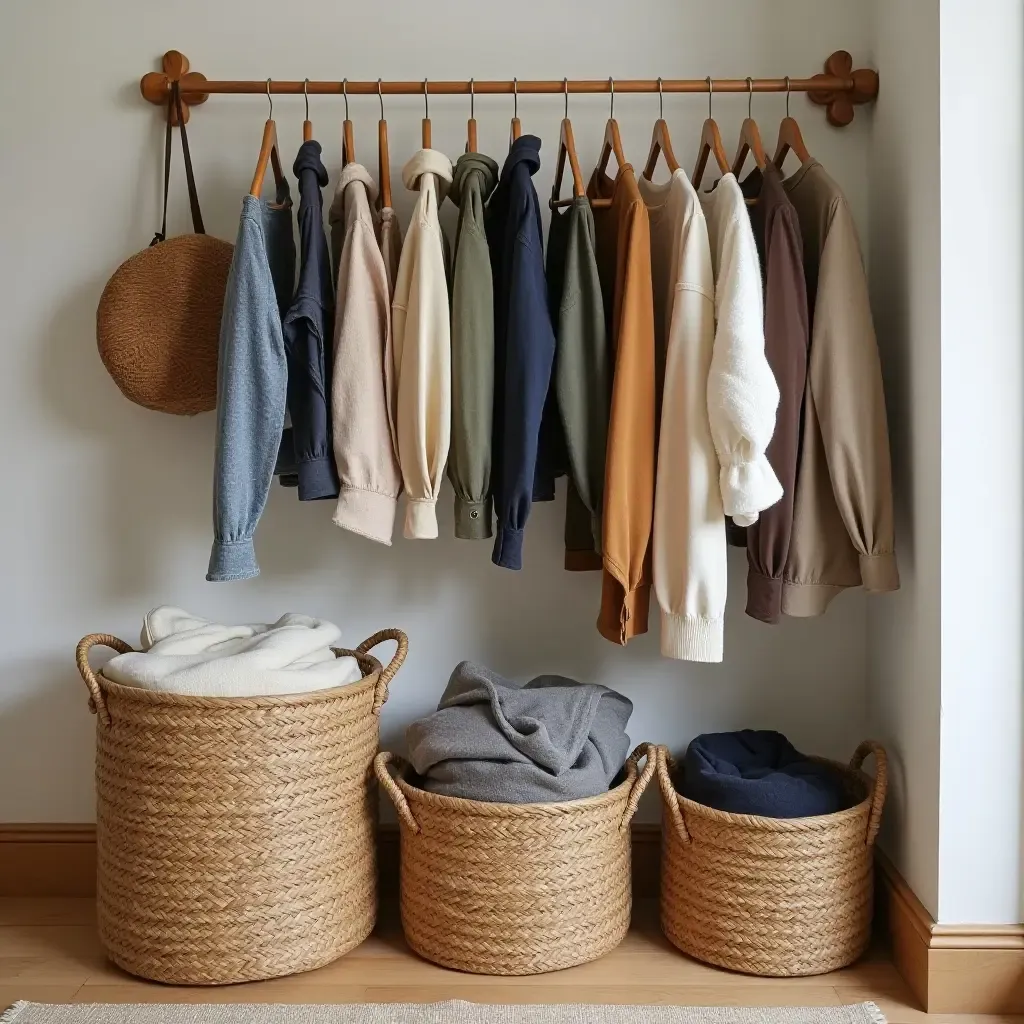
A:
<box><xmin>329</xmin><ymin>163</ymin><xmax>401</xmax><ymax>545</ymax></box>
<box><xmin>640</xmin><ymin>171</ymin><xmax>726</xmax><ymax>663</ymax></box>
<box><xmin>392</xmin><ymin>149</ymin><xmax>453</xmax><ymax>540</ymax></box>
<box><xmin>781</xmin><ymin>161</ymin><xmax>899</xmax><ymax>614</ymax></box>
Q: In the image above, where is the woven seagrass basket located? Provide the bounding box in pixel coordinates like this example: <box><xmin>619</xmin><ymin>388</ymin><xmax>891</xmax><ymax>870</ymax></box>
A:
<box><xmin>374</xmin><ymin>743</ymin><xmax>656</xmax><ymax>976</ymax></box>
<box><xmin>656</xmin><ymin>740</ymin><xmax>887</xmax><ymax>977</ymax></box>
<box><xmin>75</xmin><ymin>628</ymin><xmax>408</xmax><ymax>985</ymax></box>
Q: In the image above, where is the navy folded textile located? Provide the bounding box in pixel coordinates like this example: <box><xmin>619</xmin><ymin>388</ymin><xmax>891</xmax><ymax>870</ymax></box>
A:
<box><xmin>681</xmin><ymin>730</ymin><xmax>851</xmax><ymax>819</ymax></box>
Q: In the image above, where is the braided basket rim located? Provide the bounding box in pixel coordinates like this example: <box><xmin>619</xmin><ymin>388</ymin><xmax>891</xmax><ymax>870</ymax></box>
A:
<box><xmin>669</xmin><ymin>758</ymin><xmax>874</xmax><ymax>833</ymax></box>
<box><xmin>390</xmin><ymin>755</ymin><xmax>639</xmax><ymax>819</ymax></box>
<box><xmin>95</xmin><ymin>648</ymin><xmax>382</xmax><ymax>711</ymax></box>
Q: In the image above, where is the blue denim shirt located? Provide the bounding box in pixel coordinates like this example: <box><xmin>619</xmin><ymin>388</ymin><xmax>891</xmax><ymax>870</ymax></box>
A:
<box><xmin>207</xmin><ymin>180</ymin><xmax>294</xmax><ymax>582</ymax></box>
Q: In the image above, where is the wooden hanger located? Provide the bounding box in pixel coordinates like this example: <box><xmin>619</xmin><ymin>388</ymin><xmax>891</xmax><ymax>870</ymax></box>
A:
<box><xmin>549</xmin><ymin>79</ymin><xmax>586</xmax><ymax>209</ymax></box>
<box><xmin>596</xmin><ymin>78</ymin><xmax>627</xmax><ymax>179</ymax></box>
<box><xmin>250</xmin><ymin>78</ymin><xmax>287</xmax><ymax>198</ymax></box>
<box><xmin>376</xmin><ymin>80</ymin><xmax>391</xmax><ymax>210</ymax></box>
<box><xmin>510</xmin><ymin>78</ymin><xmax>522</xmax><ymax>144</ymax></box>
<box><xmin>302</xmin><ymin>78</ymin><xmax>312</xmax><ymax>142</ymax></box>
<box><xmin>732</xmin><ymin>78</ymin><xmax>768</xmax><ymax>178</ymax></box>
<box><xmin>341</xmin><ymin>79</ymin><xmax>355</xmax><ymax>165</ymax></box>
<box><xmin>774</xmin><ymin>77</ymin><xmax>812</xmax><ymax>170</ymax></box>
<box><xmin>692</xmin><ymin>76</ymin><xmax>730</xmax><ymax>190</ymax></box>
<box><xmin>421</xmin><ymin>78</ymin><xmax>431</xmax><ymax>149</ymax></box>
<box><xmin>643</xmin><ymin>77</ymin><xmax>680</xmax><ymax>181</ymax></box>
<box><xmin>467</xmin><ymin>78</ymin><xmax>478</xmax><ymax>153</ymax></box>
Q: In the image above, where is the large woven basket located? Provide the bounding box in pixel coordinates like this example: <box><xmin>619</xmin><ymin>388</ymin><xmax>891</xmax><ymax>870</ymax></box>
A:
<box><xmin>75</xmin><ymin>628</ymin><xmax>408</xmax><ymax>985</ymax></box>
<box><xmin>375</xmin><ymin>743</ymin><xmax>656</xmax><ymax>976</ymax></box>
<box><xmin>656</xmin><ymin>740</ymin><xmax>887</xmax><ymax>977</ymax></box>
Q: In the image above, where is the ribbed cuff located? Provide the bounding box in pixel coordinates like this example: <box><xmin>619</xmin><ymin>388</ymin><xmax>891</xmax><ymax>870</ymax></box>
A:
<box><xmin>333</xmin><ymin>487</ymin><xmax>398</xmax><ymax>545</ymax></box>
<box><xmin>455</xmin><ymin>496</ymin><xmax>493</xmax><ymax>540</ymax></box>
<box><xmin>660</xmin><ymin>611</ymin><xmax>724</xmax><ymax>662</ymax></box>
<box><xmin>404</xmin><ymin>499</ymin><xmax>439</xmax><ymax>539</ymax></box>
<box><xmin>492</xmin><ymin>525</ymin><xmax>525</xmax><ymax>570</ymax></box>
<box><xmin>746</xmin><ymin>571</ymin><xmax>783</xmax><ymax>624</ymax></box>
<box><xmin>297</xmin><ymin>456</ymin><xmax>340</xmax><ymax>502</ymax></box>
<box><xmin>720</xmin><ymin>455</ymin><xmax>783</xmax><ymax>524</ymax></box>
<box><xmin>207</xmin><ymin>537</ymin><xmax>259</xmax><ymax>582</ymax></box>
<box><xmin>860</xmin><ymin>552</ymin><xmax>900</xmax><ymax>593</ymax></box>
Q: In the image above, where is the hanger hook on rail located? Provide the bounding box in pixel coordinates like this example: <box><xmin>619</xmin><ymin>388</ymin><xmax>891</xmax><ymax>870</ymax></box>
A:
<box><xmin>423</xmin><ymin>78</ymin><xmax>429</xmax><ymax>120</ymax></box>
<box><xmin>266</xmin><ymin>77</ymin><xmax>273</xmax><ymax>119</ymax></box>
<box><xmin>609</xmin><ymin>77</ymin><xmax>615</xmax><ymax>120</ymax></box>
<box><xmin>784</xmin><ymin>75</ymin><xmax>791</xmax><ymax>118</ymax></box>
<box><xmin>377</xmin><ymin>78</ymin><xmax>384</xmax><ymax>120</ymax></box>
<box><xmin>303</xmin><ymin>78</ymin><xmax>309</xmax><ymax>122</ymax></box>
<box><xmin>342</xmin><ymin>78</ymin><xmax>349</xmax><ymax>120</ymax></box>
<box><xmin>563</xmin><ymin>77</ymin><xmax>569</xmax><ymax>119</ymax></box>
<box><xmin>513</xmin><ymin>77</ymin><xmax>518</xmax><ymax>121</ymax></box>
<box><xmin>470</xmin><ymin>77</ymin><xmax>474</xmax><ymax>120</ymax></box>
<box><xmin>657</xmin><ymin>76</ymin><xmax>664</xmax><ymax>120</ymax></box>
<box><xmin>706</xmin><ymin>76</ymin><xmax>712</xmax><ymax>120</ymax></box>
<box><xmin>746</xmin><ymin>76</ymin><xmax>753</xmax><ymax>119</ymax></box>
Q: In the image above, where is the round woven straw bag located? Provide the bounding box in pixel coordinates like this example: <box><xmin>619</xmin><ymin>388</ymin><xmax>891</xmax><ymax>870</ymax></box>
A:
<box><xmin>97</xmin><ymin>83</ymin><xmax>230</xmax><ymax>416</ymax></box>
<box><xmin>75</xmin><ymin>627</ymin><xmax>408</xmax><ymax>985</ymax></box>
<box><xmin>375</xmin><ymin>742</ymin><xmax>657</xmax><ymax>976</ymax></box>
<box><xmin>656</xmin><ymin>741</ymin><xmax>887</xmax><ymax>977</ymax></box>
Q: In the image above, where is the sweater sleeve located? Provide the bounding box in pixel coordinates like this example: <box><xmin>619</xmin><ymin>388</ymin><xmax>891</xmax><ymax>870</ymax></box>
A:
<box><xmin>491</xmin><ymin>204</ymin><xmax>557</xmax><ymax>570</ymax></box>
<box><xmin>808</xmin><ymin>199</ymin><xmax>899</xmax><ymax>591</ymax></box>
<box><xmin>448</xmin><ymin>200</ymin><xmax>495</xmax><ymax>540</ymax></box>
<box><xmin>707</xmin><ymin>212</ymin><xmax>783</xmax><ymax>526</ymax></box>
<box><xmin>745</xmin><ymin>204</ymin><xmax>810</xmax><ymax>622</ymax></box>
<box><xmin>392</xmin><ymin>193</ymin><xmax>452</xmax><ymax>540</ymax></box>
<box><xmin>653</xmin><ymin>209</ymin><xmax>726</xmax><ymax>661</ymax></box>
<box><xmin>331</xmin><ymin>217</ymin><xmax>402</xmax><ymax>545</ymax></box>
<box><xmin>598</xmin><ymin>200</ymin><xmax>656</xmax><ymax>644</ymax></box>
<box><xmin>208</xmin><ymin>213</ymin><xmax>288</xmax><ymax>582</ymax></box>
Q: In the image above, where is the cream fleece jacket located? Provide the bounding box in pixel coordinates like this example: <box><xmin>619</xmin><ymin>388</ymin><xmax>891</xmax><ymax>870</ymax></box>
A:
<box><xmin>393</xmin><ymin>150</ymin><xmax>453</xmax><ymax>539</ymax></box>
<box><xmin>329</xmin><ymin>163</ymin><xmax>402</xmax><ymax>545</ymax></box>
<box><xmin>700</xmin><ymin>174</ymin><xmax>783</xmax><ymax>526</ymax></box>
<box><xmin>641</xmin><ymin>172</ymin><xmax>726</xmax><ymax>663</ymax></box>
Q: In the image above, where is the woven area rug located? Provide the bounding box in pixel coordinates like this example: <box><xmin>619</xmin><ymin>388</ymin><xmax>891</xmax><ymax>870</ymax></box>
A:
<box><xmin>1</xmin><ymin>1001</ymin><xmax>886</xmax><ymax>1023</ymax></box>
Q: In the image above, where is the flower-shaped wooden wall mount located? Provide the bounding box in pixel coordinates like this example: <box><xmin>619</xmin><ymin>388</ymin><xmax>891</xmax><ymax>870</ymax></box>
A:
<box><xmin>808</xmin><ymin>50</ymin><xmax>879</xmax><ymax>127</ymax></box>
<box><xmin>140</xmin><ymin>50</ymin><xmax>208</xmax><ymax>125</ymax></box>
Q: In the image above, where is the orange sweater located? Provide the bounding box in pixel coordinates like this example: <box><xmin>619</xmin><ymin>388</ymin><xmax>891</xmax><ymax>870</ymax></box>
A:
<box><xmin>588</xmin><ymin>166</ymin><xmax>656</xmax><ymax>644</ymax></box>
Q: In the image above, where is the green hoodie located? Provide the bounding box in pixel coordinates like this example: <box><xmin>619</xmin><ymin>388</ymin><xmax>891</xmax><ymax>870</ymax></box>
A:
<box><xmin>448</xmin><ymin>152</ymin><xmax>500</xmax><ymax>539</ymax></box>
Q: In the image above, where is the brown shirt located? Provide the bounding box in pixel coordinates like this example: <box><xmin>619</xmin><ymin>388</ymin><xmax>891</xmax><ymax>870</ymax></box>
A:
<box><xmin>588</xmin><ymin>166</ymin><xmax>656</xmax><ymax>644</ymax></box>
<box><xmin>739</xmin><ymin>165</ymin><xmax>810</xmax><ymax>624</ymax></box>
<box><xmin>781</xmin><ymin>160</ymin><xmax>899</xmax><ymax>615</ymax></box>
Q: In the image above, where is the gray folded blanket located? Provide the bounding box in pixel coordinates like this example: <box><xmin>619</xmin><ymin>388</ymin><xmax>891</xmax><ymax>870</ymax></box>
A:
<box><xmin>406</xmin><ymin>661</ymin><xmax>633</xmax><ymax>804</ymax></box>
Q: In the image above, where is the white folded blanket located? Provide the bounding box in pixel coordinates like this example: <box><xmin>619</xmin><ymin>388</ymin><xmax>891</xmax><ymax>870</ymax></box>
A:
<box><xmin>101</xmin><ymin>606</ymin><xmax>363</xmax><ymax>697</ymax></box>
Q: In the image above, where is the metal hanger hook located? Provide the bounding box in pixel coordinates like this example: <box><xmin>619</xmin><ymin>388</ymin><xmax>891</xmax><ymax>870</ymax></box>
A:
<box><xmin>423</xmin><ymin>78</ymin><xmax>429</xmax><ymax>120</ymax></box>
<box><xmin>784</xmin><ymin>76</ymin><xmax>791</xmax><ymax>118</ymax></box>
<box><xmin>470</xmin><ymin>78</ymin><xmax>475</xmax><ymax>120</ymax></box>
<box><xmin>747</xmin><ymin>77</ymin><xmax>753</xmax><ymax>119</ymax></box>
<box><xmin>513</xmin><ymin>77</ymin><xmax>518</xmax><ymax>120</ymax></box>
<box><xmin>303</xmin><ymin>78</ymin><xmax>309</xmax><ymax>122</ymax></box>
<box><xmin>609</xmin><ymin>77</ymin><xmax>615</xmax><ymax>120</ymax></box>
<box><xmin>563</xmin><ymin>77</ymin><xmax>569</xmax><ymax>120</ymax></box>
<box><xmin>266</xmin><ymin>78</ymin><xmax>273</xmax><ymax>119</ymax></box>
<box><xmin>377</xmin><ymin>78</ymin><xmax>384</xmax><ymax>120</ymax></box>
<box><xmin>657</xmin><ymin>76</ymin><xmax>664</xmax><ymax>120</ymax></box>
<box><xmin>706</xmin><ymin>76</ymin><xmax>712</xmax><ymax>120</ymax></box>
<box><xmin>342</xmin><ymin>78</ymin><xmax>349</xmax><ymax>120</ymax></box>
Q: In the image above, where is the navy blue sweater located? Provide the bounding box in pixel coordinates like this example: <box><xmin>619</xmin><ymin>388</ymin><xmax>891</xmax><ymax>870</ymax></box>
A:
<box><xmin>486</xmin><ymin>136</ymin><xmax>556</xmax><ymax>570</ymax></box>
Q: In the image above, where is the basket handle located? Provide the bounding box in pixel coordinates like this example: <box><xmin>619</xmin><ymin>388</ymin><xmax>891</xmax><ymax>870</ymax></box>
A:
<box><xmin>75</xmin><ymin>634</ymin><xmax>133</xmax><ymax>729</ymax></box>
<box><xmin>619</xmin><ymin>742</ymin><xmax>658</xmax><ymax>832</ymax></box>
<box><xmin>655</xmin><ymin>744</ymin><xmax>691</xmax><ymax>845</ymax></box>
<box><xmin>373</xmin><ymin>751</ymin><xmax>420</xmax><ymax>834</ymax></box>
<box><xmin>355</xmin><ymin>629</ymin><xmax>409</xmax><ymax>714</ymax></box>
<box><xmin>850</xmin><ymin>740</ymin><xmax>887</xmax><ymax>847</ymax></box>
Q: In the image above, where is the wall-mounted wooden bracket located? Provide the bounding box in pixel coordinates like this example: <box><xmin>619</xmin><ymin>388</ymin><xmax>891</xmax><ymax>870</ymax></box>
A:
<box><xmin>140</xmin><ymin>50</ymin><xmax>208</xmax><ymax>124</ymax></box>
<box><xmin>808</xmin><ymin>50</ymin><xmax>879</xmax><ymax>127</ymax></box>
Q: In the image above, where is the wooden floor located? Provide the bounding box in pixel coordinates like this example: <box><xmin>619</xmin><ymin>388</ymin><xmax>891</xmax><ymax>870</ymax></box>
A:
<box><xmin>0</xmin><ymin>899</ymin><xmax>1018</xmax><ymax>1024</ymax></box>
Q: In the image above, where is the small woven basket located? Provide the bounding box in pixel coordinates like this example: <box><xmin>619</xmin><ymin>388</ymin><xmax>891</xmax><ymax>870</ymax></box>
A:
<box><xmin>656</xmin><ymin>741</ymin><xmax>887</xmax><ymax>978</ymax></box>
<box><xmin>375</xmin><ymin>743</ymin><xmax>657</xmax><ymax>976</ymax></box>
<box><xmin>75</xmin><ymin>628</ymin><xmax>408</xmax><ymax>985</ymax></box>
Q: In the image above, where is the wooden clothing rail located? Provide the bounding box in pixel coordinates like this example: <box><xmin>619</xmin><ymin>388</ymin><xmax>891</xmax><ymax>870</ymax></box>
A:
<box><xmin>141</xmin><ymin>50</ymin><xmax>879</xmax><ymax>129</ymax></box>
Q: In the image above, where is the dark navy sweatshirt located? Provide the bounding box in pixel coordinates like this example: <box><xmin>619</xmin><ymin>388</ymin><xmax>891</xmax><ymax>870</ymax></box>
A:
<box><xmin>486</xmin><ymin>136</ymin><xmax>556</xmax><ymax>570</ymax></box>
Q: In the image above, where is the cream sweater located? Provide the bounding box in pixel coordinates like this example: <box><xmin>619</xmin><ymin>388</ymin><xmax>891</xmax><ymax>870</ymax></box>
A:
<box><xmin>700</xmin><ymin>174</ymin><xmax>782</xmax><ymax>527</ymax></box>
<box><xmin>642</xmin><ymin>172</ymin><xmax>726</xmax><ymax>662</ymax></box>
<box><xmin>329</xmin><ymin>163</ymin><xmax>402</xmax><ymax>545</ymax></box>
<box><xmin>393</xmin><ymin>150</ymin><xmax>453</xmax><ymax>539</ymax></box>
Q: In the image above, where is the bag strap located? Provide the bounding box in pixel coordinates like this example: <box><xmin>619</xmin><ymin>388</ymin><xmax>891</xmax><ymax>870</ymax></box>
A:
<box><xmin>151</xmin><ymin>82</ymin><xmax>205</xmax><ymax>246</ymax></box>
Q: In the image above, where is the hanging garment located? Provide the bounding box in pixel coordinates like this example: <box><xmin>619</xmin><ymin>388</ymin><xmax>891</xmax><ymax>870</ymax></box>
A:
<box><xmin>102</xmin><ymin>606</ymin><xmax>362</xmax><ymax>697</ymax></box>
<box><xmin>207</xmin><ymin>179</ymin><xmax>295</xmax><ymax>582</ymax></box>
<box><xmin>448</xmin><ymin>152</ymin><xmax>499</xmax><ymax>540</ymax></box>
<box><xmin>406</xmin><ymin>660</ymin><xmax>633</xmax><ymax>804</ymax></box>
<box><xmin>486</xmin><ymin>136</ymin><xmax>557</xmax><ymax>570</ymax></box>
<box><xmin>328</xmin><ymin>163</ymin><xmax>402</xmax><ymax>545</ymax></box>
<box><xmin>377</xmin><ymin>203</ymin><xmax>403</xmax><ymax>303</ymax></box>
<box><xmin>736</xmin><ymin>166</ymin><xmax>810</xmax><ymax>624</ymax></box>
<box><xmin>281</xmin><ymin>140</ymin><xmax>339</xmax><ymax>501</ymax></box>
<box><xmin>781</xmin><ymin>160</ymin><xmax>899</xmax><ymax>615</ymax></box>
<box><xmin>699</xmin><ymin>173</ymin><xmax>782</xmax><ymax>526</ymax></box>
<box><xmin>587</xmin><ymin>166</ymin><xmax>656</xmax><ymax>645</ymax></box>
<box><xmin>639</xmin><ymin>170</ymin><xmax>725</xmax><ymax>663</ymax></box>
<box><xmin>393</xmin><ymin>148</ymin><xmax>453</xmax><ymax>540</ymax></box>
<box><xmin>538</xmin><ymin>197</ymin><xmax>610</xmax><ymax>570</ymax></box>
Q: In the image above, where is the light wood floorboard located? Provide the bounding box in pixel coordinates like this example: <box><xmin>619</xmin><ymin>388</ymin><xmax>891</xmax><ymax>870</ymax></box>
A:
<box><xmin>0</xmin><ymin>899</ymin><xmax>1019</xmax><ymax>1022</ymax></box>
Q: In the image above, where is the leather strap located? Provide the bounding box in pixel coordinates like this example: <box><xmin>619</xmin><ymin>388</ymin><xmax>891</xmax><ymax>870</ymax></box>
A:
<box><xmin>151</xmin><ymin>82</ymin><xmax>205</xmax><ymax>246</ymax></box>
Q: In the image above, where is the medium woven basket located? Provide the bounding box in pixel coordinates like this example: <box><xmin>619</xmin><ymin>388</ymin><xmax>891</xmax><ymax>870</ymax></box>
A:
<box><xmin>374</xmin><ymin>743</ymin><xmax>656</xmax><ymax>976</ymax></box>
<box><xmin>656</xmin><ymin>740</ymin><xmax>887</xmax><ymax>977</ymax></box>
<box><xmin>75</xmin><ymin>627</ymin><xmax>408</xmax><ymax>985</ymax></box>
